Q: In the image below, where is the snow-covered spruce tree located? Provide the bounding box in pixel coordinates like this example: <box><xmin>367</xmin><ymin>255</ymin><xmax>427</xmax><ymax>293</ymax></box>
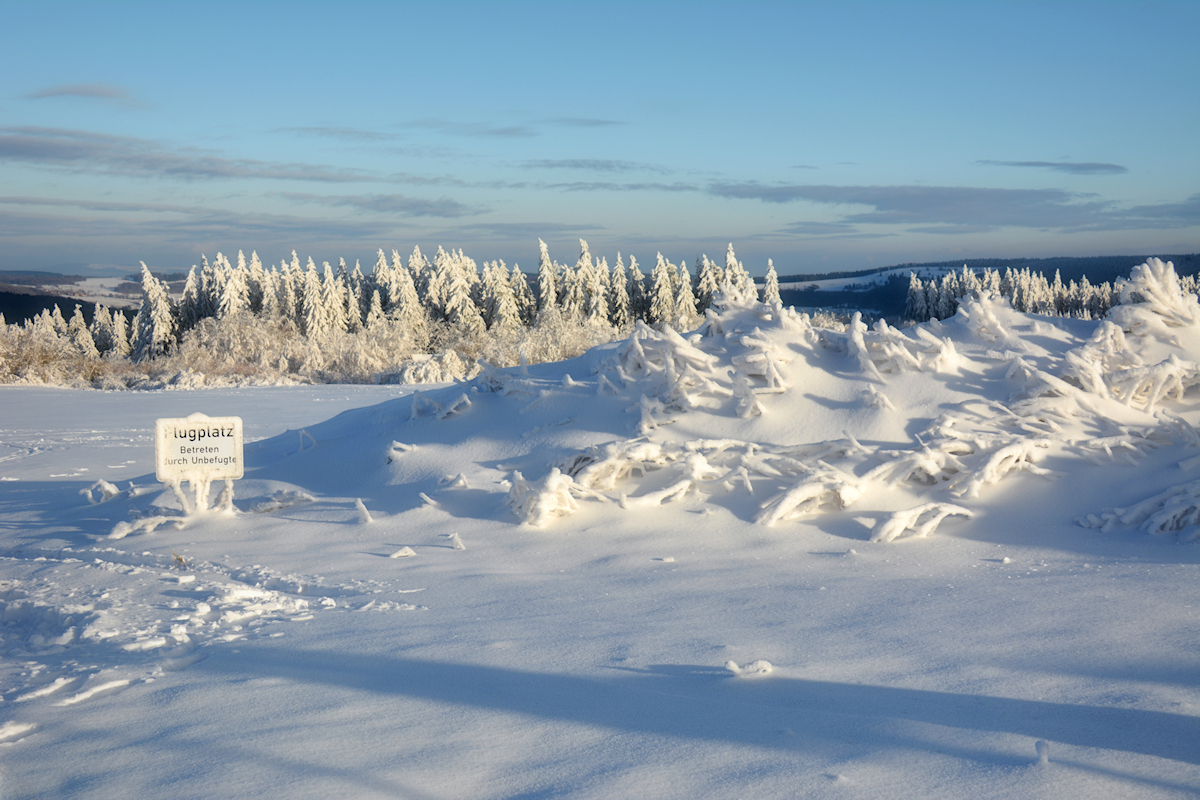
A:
<box><xmin>721</xmin><ymin>243</ymin><xmax>756</xmax><ymax>305</ymax></box>
<box><xmin>441</xmin><ymin>251</ymin><xmax>486</xmax><ymax>336</ymax></box>
<box><xmin>536</xmin><ymin>238</ymin><xmax>557</xmax><ymax>314</ymax></box>
<box><xmin>177</xmin><ymin>266</ymin><xmax>203</xmax><ymax>332</ymax></box>
<box><xmin>111</xmin><ymin>310</ymin><xmax>130</xmax><ymax>357</ymax></box>
<box><xmin>247</xmin><ymin>250</ymin><xmax>266</xmax><ymax>313</ymax></box>
<box><xmin>628</xmin><ymin>255</ymin><xmax>649</xmax><ymax>322</ymax></box>
<box><xmin>609</xmin><ymin>253</ymin><xmax>631</xmax><ymax>331</ymax></box>
<box><xmin>90</xmin><ymin>304</ymin><xmax>115</xmax><ymax>355</ymax></box>
<box><xmin>649</xmin><ymin>253</ymin><xmax>678</xmax><ymax>326</ymax></box>
<box><xmin>558</xmin><ymin>254</ymin><xmax>587</xmax><ymax>322</ymax></box>
<box><xmin>322</xmin><ymin>261</ymin><xmax>349</xmax><ymax>334</ymax></box>
<box><xmin>365</xmin><ymin>289</ymin><xmax>386</xmax><ymax>328</ymax></box>
<box><xmin>906</xmin><ymin>274</ymin><xmax>929</xmax><ymax>321</ymax></box>
<box><xmin>762</xmin><ymin>259</ymin><xmax>781</xmax><ymax>306</ymax></box>
<box><xmin>487</xmin><ymin>261</ymin><xmax>524</xmax><ymax>330</ymax></box>
<box><xmin>218</xmin><ymin>258</ymin><xmax>250</xmax><ymax>319</ymax></box>
<box><xmin>372</xmin><ymin>249</ymin><xmax>393</xmax><ymax>307</ymax></box>
<box><xmin>695</xmin><ymin>254</ymin><xmax>722</xmax><ymax>314</ymax></box>
<box><xmin>510</xmin><ymin>265</ymin><xmax>536</xmax><ymax>324</ymax></box>
<box><xmin>675</xmin><ymin>259</ymin><xmax>699</xmax><ymax>328</ymax></box>
<box><xmin>132</xmin><ymin>262</ymin><xmax>177</xmax><ymax>361</ymax></box>
<box><xmin>426</xmin><ymin>247</ymin><xmax>454</xmax><ymax>319</ymax></box>
<box><xmin>49</xmin><ymin>304</ymin><xmax>68</xmax><ymax>336</ymax></box>
<box><xmin>301</xmin><ymin>260</ymin><xmax>329</xmax><ymax>339</ymax></box>
<box><xmin>67</xmin><ymin>305</ymin><xmax>99</xmax><ymax>359</ymax></box>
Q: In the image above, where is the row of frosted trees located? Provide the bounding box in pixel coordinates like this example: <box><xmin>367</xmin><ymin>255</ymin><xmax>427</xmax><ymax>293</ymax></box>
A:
<box><xmin>0</xmin><ymin>241</ymin><xmax>768</xmax><ymax>386</ymax></box>
<box><xmin>126</xmin><ymin>239</ymin><xmax>763</xmax><ymax>362</ymax></box>
<box><xmin>902</xmin><ymin>264</ymin><xmax>1200</xmax><ymax>322</ymax></box>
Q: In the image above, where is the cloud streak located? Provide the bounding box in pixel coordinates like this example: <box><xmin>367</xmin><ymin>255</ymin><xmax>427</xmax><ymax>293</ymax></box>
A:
<box><xmin>977</xmin><ymin>159</ymin><xmax>1128</xmax><ymax>175</ymax></box>
<box><xmin>707</xmin><ymin>181</ymin><xmax>1124</xmax><ymax>233</ymax></box>
<box><xmin>281</xmin><ymin>192</ymin><xmax>484</xmax><ymax>219</ymax></box>
<box><xmin>0</xmin><ymin>126</ymin><xmax>374</xmax><ymax>183</ymax></box>
<box><xmin>24</xmin><ymin>83</ymin><xmax>149</xmax><ymax>108</ymax></box>
<box><xmin>522</xmin><ymin>159</ymin><xmax>670</xmax><ymax>174</ymax></box>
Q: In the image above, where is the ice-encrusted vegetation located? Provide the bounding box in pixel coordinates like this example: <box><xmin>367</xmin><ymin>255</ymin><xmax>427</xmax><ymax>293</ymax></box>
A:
<box><xmin>501</xmin><ymin>259</ymin><xmax>1199</xmax><ymax>544</ymax></box>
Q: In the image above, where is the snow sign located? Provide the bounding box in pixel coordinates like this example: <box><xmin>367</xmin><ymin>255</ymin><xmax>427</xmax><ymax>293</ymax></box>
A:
<box><xmin>155</xmin><ymin>413</ymin><xmax>244</xmax><ymax>482</ymax></box>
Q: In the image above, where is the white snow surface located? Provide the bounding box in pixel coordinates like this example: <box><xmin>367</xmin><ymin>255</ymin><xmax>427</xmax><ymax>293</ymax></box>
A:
<box><xmin>1</xmin><ymin>280</ymin><xmax>1198</xmax><ymax>798</ymax></box>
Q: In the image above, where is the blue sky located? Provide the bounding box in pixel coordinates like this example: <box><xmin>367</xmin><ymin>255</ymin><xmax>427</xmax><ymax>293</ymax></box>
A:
<box><xmin>1</xmin><ymin>1</ymin><xmax>1197</xmax><ymax>276</ymax></box>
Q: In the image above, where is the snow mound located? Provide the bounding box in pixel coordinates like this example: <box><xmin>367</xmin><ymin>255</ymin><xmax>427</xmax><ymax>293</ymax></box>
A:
<box><xmin>204</xmin><ymin>260</ymin><xmax>1199</xmax><ymax>544</ymax></box>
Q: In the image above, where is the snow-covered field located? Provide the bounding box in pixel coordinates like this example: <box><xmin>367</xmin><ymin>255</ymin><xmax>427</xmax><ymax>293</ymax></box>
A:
<box><xmin>1</xmin><ymin>261</ymin><xmax>1198</xmax><ymax>799</ymax></box>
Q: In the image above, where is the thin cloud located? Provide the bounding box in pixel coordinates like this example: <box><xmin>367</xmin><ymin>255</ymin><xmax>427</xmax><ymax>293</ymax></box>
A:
<box><xmin>791</xmin><ymin>164</ymin><xmax>819</xmax><ymax>170</ymax></box>
<box><xmin>522</xmin><ymin>159</ymin><xmax>670</xmax><ymax>174</ymax></box>
<box><xmin>456</xmin><ymin>221</ymin><xmax>605</xmax><ymax>238</ymax></box>
<box><xmin>272</xmin><ymin>126</ymin><xmax>399</xmax><ymax>142</ymax></box>
<box><xmin>539</xmin><ymin>117</ymin><xmax>623</xmax><ymax>128</ymax></box>
<box><xmin>24</xmin><ymin>82</ymin><xmax>149</xmax><ymax>108</ymax></box>
<box><xmin>780</xmin><ymin>220</ymin><xmax>860</xmax><ymax>235</ymax></box>
<box><xmin>549</xmin><ymin>180</ymin><xmax>700</xmax><ymax>193</ymax></box>
<box><xmin>282</xmin><ymin>192</ymin><xmax>484</xmax><ymax>219</ymax></box>
<box><xmin>706</xmin><ymin>181</ymin><xmax>1115</xmax><ymax>232</ymax></box>
<box><xmin>977</xmin><ymin>159</ymin><xmax>1128</xmax><ymax>175</ymax></box>
<box><xmin>404</xmin><ymin>118</ymin><xmax>538</xmax><ymax>138</ymax></box>
<box><xmin>0</xmin><ymin>126</ymin><xmax>374</xmax><ymax>183</ymax></box>
<box><xmin>0</xmin><ymin>204</ymin><xmax>393</xmax><ymax>243</ymax></box>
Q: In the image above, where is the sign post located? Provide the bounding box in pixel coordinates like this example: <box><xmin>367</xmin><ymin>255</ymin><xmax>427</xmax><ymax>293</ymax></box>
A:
<box><xmin>155</xmin><ymin>413</ymin><xmax>244</xmax><ymax>513</ymax></box>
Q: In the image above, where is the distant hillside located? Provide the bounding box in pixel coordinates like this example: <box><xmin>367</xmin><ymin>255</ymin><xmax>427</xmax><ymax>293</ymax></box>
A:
<box><xmin>778</xmin><ymin>253</ymin><xmax>1199</xmax><ymax>286</ymax></box>
<box><xmin>0</xmin><ymin>288</ymin><xmax>97</xmax><ymax>325</ymax></box>
<box><xmin>776</xmin><ymin>253</ymin><xmax>1199</xmax><ymax>320</ymax></box>
<box><xmin>0</xmin><ymin>271</ymin><xmax>85</xmax><ymax>287</ymax></box>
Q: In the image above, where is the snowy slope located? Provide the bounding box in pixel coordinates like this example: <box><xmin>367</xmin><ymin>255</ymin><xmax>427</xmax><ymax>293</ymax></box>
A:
<box><xmin>0</xmin><ymin>261</ymin><xmax>1197</xmax><ymax>799</ymax></box>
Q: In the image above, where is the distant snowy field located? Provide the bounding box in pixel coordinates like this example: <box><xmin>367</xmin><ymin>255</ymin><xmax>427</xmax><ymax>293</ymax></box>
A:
<box><xmin>1</xmin><ymin>261</ymin><xmax>1198</xmax><ymax>799</ymax></box>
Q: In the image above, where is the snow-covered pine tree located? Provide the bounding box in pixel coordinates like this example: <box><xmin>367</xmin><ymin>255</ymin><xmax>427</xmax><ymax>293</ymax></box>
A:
<box><xmin>132</xmin><ymin>262</ymin><xmax>177</xmax><ymax>361</ymax></box>
<box><xmin>762</xmin><ymin>259</ymin><xmax>781</xmax><ymax>306</ymax></box>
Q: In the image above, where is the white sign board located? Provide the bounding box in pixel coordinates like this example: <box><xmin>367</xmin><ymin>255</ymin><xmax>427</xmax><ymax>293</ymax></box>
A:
<box><xmin>155</xmin><ymin>413</ymin><xmax>244</xmax><ymax>482</ymax></box>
